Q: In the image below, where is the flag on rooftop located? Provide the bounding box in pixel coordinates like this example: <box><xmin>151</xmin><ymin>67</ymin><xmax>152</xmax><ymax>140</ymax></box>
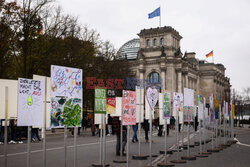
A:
<box><xmin>206</xmin><ymin>50</ymin><xmax>213</xmax><ymax>58</ymax></box>
<box><xmin>148</xmin><ymin>7</ymin><xmax>160</xmax><ymax>19</ymax></box>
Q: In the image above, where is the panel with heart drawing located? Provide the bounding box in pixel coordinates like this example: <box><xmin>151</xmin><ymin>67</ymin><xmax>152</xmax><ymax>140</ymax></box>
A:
<box><xmin>146</xmin><ymin>87</ymin><xmax>159</xmax><ymax>110</ymax></box>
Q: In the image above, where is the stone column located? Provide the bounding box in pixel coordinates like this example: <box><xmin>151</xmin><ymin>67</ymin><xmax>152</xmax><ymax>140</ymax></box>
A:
<box><xmin>139</xmin><ymin>65</ymin><xmax>144</xmax><ymax>122</ymax></box>
<box><xmin>166</xmin><ymin>63</ymin><xmax>175</xmax><ymax>92</ymax></box>
<box><xmin>139</xmin><ymin>63</ymin><xmax>144</xmax><ymax>88</ymax></box>
<box><xmin>160</xmin><ymin>59</ymin><xmax>166</xmax><ymax>92</ymax></box>
<box><xmin>161</xmin><ymin>68</ymin><xmax>166</xmax><ymax>92</ymax></box>
<box><xmin>177</xmin><ymin>70</ymin><xmax>182</xmax><ymax>93</ymax></box>
<box><xmin>185</xmin><ymin>74</ymin><xmax>188</xmax><ymax>88</ymax></box>
<box><xmin>139</xmin><ymin>71</ymin><xmax>144</xmax><ymax>86</ymax></box>
<box><xmin>197</xmin><ymin>75</ymin><xmax>200</xmax><ymax>95</ymax></box>
<box><xmin>194</xmin><ymin>78</ymin><xmax>199</xmax><ymax>106</ymax></box>
<box><xmin>213</xmin><ymin>78</ymin><xmax>216</xmax><ymax>97</ymax></box>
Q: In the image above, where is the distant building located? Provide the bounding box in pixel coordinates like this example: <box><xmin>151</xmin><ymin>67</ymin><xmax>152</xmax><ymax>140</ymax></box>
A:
<box><xmin>117</xmin><ymin>26</ymin><xmax>231</xmax><ymax>105</ymax></box>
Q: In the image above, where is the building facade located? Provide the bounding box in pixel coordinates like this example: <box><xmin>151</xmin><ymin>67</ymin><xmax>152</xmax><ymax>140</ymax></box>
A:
<box><xmin>117</xmin><ymin>26</ymin><xmax>231</xmax><ymax>105</ymax></box>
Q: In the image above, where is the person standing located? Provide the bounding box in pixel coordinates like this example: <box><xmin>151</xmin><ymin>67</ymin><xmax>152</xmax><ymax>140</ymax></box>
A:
<box><xmin>157</xmin><ymin>118</ymin><xmax>163</xmax><ymax>137</ymax></box>
<box><xmin>0</xmin><ymin>119</ymin><xmax>4</xmax><ymax>144</ymax></box>
<box><xmin>13</xmin><ymin>119</ymin><xmax>23</xmax><ymax>143</ymax></box>
<box><xmin>167</xmin><ymin>124</ymin><xmax>170</xmax><ymax>136</ymax></box>
<box><xmin>90</xmin><ymin>118</ymin><xmax>96</xmax><ymax>136</ymax></box>
<box><xmin>195</xmin><ymin>115</ymin><xmax>198</xmax><ymax>131</ymax></box>
<box><xmin>83</xmin><ymin>117</ymin><xmax>88</xmax><ymax>132</ymax></box>
<box><xmin>95</xmin><ymin>124</ymin><xmax>100</xmax><ymax>137</ymax></box>
<box><xmin>107</xmin><ymin>114</ymin><xmax>113</xmax><ymax>136</ymax></box>
<box><xmin>9</xmin><ymin>119</ymin><xmax>16</xmax><ymax>144</ymax></box>
<box><xmin>112</xmin><ymin>116</ymin><xmax>127</xmax><ymax>156</ymax></box>
<box><xmin>0</xmin><ymin>119</ymin><xmax>11</xmax><ymax>144</ymax></box>
<box><xmin>132</xmin><ymin>123</ymin><xmax>138</xmax><ymax>142</ymax></box>
<box><xmin>143</xmin><ymin>119</ymin><xmax>149</xmax><ymax>143</ymax></box>
<box><xmin>170</xmin><ymin>116</ymin><xmax>175</xmax><ymax>129</ymax></box>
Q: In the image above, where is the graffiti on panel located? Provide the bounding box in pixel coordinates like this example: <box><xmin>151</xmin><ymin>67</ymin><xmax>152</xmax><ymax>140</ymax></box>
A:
<box><xmin>107</xmin><ymin>98</ymin><xmax>116</xmax><ymax>114</ymax></box>
<box><xmin>51</xmin><ymin>65</ymin><xmax>82</xmax><ymax>98</ymax></box>
<box><xmin>122</xmin><ymin>90</ymin><xmax>136</xmax><ymax>125</ymax></box>
<box><xmin>17</xmin><ymin>78</ymin><xmax>44</xmax><ymax>126</ymax></box>
<box><xmin>183</xmin><ymin>106</ymin><xmax>195</xmax><ymax>122</ymax></box>
<box><xmin>163</xmin><ymin>92</ymin><xmax>171</xmax><ymax>119</ymax></box>
<box><xmin>198</xmin><ymin>95</ymin><xmax>204</xmax><ymax>120</ymax></box>
<box><xmin>95</xmin><ymin>89</ymin><xmax>106</xmax><ymax>114</ymax></box>
<box><xmin>51</xmin><ymin>97</ymin><xmax>82</xmax><ymax>128</ymax></box>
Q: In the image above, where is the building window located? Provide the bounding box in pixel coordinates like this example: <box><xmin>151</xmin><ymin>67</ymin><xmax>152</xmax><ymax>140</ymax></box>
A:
<box><xmin>160</xmin><ymin>38</ymin><xmax>164</xmax><ymax>46</ymax></box>
<box><xmin>153</xmin><ymin>39</ymin><xmax>157</xmax><ymax>46</ymax></box>
<box><xmin>146</xmin><ymin>39</ymin><xmax>150</xmax><ymax>47</ymax></box>
<box><xmin>148</xmin><ymin>72</ymin><xmax>160</xmax><ymax>85</ymax></box>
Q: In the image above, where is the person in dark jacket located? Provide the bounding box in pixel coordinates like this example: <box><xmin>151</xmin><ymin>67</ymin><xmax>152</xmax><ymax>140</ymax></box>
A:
<box><xmin>167</xmin><ymin>124</ymin><xmax>170</xmax><ymax>136</ymax></box>
<box><xmin>112</xmin><ymin>116</ymin><xmax>127</xmax><ymax>156</ymax></box>
<box><xmin>170</xmin><ymin>116</ymin><xmax>175</xmax><ymax>129</ymax></box>
<box><xmin>83</xmin><ymin>118</ymin><xmax>88</xmax><ymax>132</ymax></box>
<box><xmin>143</xmin><ymin>119</ymin><xmax>149</xmax><ymax>143</ymax></box>
<box><xmin>13</xmin><ymin>119</ymin><xmax>23</xmax><ymax>143</ymax></box>
<box><xmin>90</xmin><ymin>118</ymin><xmax>96</xmax><ymax>136</ymax></box>
<box><xmin>9</xmin><ymin>119</ymin><xmax>16</xmax><ymax>144</ymax></box>
<box><xmin>157</xmin><ymin>118</ymin><xmax>163</xmax><ymax>137</ymax></box>
<box><xmin>107</xmin><ymin>114</ymin><xmax>113</xmax><ymax>136</ymax></box>
<box><xmin>0</xmin><ymin>119</ymin><xmax>11</xmax><ymax>143</ymax></box>
<box><xmin>195</xmin><ymin>115</ymin><xmax>198</xmax><ymax>131</ymax></box>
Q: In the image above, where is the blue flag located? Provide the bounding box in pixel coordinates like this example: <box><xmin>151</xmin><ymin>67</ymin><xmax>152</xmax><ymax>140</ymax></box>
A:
<box><xmin>148</xmin><ymin>7</ymin><xmax>160</xmax><ymax>19</ymax></box>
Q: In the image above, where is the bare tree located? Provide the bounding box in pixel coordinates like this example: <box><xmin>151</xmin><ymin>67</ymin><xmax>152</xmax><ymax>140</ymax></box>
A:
<box><xmin>42</xmin><ymin>6</ymin><xmax>82</xmax><ymax>38</ymax></box>
<box><xmin>243</xmin><ymin>87</ymin><xmax>250</xmax><ymax>102</ymax></box>
<box><xmin>232</xmin><ymin>87</ymin><xmax>250</xmax><ymax>126</ymax></box>
<box><xmin>99</xmin><ymin>40</ymin><xmax>116</xmax><ymax>60</ymax></box>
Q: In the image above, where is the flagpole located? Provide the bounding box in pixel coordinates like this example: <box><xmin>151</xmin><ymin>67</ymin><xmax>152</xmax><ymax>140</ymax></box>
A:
<box><xmin>212</xmin><ymin>51</ymin><xmax>214</xmax><ymax>64</ymax></box>
<box><xmin>159</xmin><ymin>6</ymin><xmax>161</xmax><ymax>27</ymax></box>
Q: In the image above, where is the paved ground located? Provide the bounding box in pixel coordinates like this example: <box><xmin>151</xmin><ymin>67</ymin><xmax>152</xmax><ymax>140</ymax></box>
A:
<box><xmin>0</xmin><ymin>128</ymin><xmax>178</xmax><ymax>167</ymax></box>
<box><xmin>0</xmin><ymin>126</ymin><xmax>250</xmax><ymax>167</ymax></box>
<box><xmin>157</xmin><ymin>126</ymin><xmax>250</xmax><ymax>167</ymax></box>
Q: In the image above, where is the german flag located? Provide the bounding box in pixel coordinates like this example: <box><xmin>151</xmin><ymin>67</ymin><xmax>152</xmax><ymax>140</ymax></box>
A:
<box><xmin>206</xmin><ymin>50</ymin><xmax>213</xmax><ymax>58</ymax></box>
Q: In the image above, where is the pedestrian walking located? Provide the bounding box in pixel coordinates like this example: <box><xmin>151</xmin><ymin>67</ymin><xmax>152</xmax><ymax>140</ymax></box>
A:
<box><xmin>31</xmin><ymin>127</ymin><xmax>41</xmax><ymax>142</ymax></box>
<box><xmin>132</xmin><ymin>123</ymin><xmax>138</xmax><ymax>142</ymax></box>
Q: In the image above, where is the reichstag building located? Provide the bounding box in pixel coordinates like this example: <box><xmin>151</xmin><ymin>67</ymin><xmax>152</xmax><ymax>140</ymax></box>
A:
<box><xmin>117</xmin><ymin>26</ymin><xmax>231</xmax><ymax>105</ymax></box>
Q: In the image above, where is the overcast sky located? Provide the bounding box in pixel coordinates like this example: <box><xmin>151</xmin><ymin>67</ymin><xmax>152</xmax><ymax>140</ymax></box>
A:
<box><xmin>57</xmin><ymin>0</ymin><xmax>250</xmax><ymax>92</ymax></box>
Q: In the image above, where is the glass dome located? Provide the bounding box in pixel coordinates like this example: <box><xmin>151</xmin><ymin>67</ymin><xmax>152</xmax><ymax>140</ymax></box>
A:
<box><xmin>117</xmin><ymin>38</ymin><xmax>140</xmax><ymax>60</ymax></box>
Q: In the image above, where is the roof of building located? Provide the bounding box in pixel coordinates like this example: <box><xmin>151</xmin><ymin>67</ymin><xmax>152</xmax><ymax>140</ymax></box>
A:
<box><xmin>138</xmin><ymin>26</ymin><xmax>182</xmax><ymax>39</ymax></box>
<box><xmin>116</xmin><ymin>38</ymin><xmax>140</xmax><ymax>60</ymax></box>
